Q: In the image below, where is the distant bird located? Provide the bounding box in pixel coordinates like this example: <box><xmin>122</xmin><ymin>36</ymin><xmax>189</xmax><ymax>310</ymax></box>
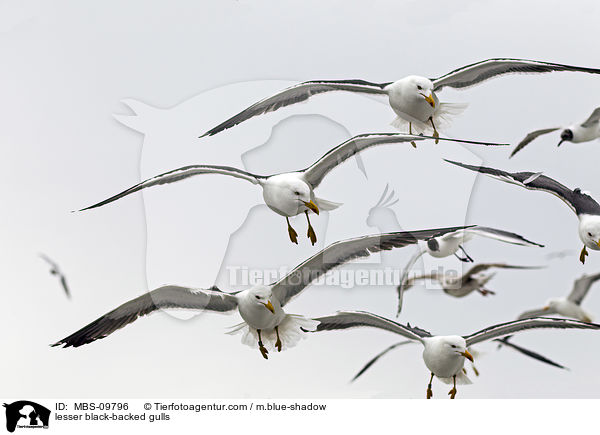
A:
<box><xmin>39</xmin><ymin>254</ymin><xmax>70</xmax><ymax>298</ymax></box>
<box><xmin>76</xmin><ymin>133</ymin><xmax>504</xmax><ymax>246</ymax></box>
<box><xmin>445</xmin><ymin>159</ymin><xmax>600</xmax><ymax>264</ymax></box>
<box><xmin>396</xmin><ymin>226</ymin><xmax>544</xmax><ymax>314</ymax></box>
<box><xmin>312</xmin><ymin>311</ymin><xmax>600</xmax><ymax>399</ymax></box>
<box><xmin>52</xmin><ymin>226</ymin><xmax>468</xmax><ymax>359</ymax></box>
<box><xmin>518</xmin><ymin>272</ymin><xmax>600</xmax><ymax>322</ymax></box>
<box><xmin>401</xmin><ymin>263</ymin><xmax>542</xmax><ymax>298</ymax></box>
<box><xmin>510</xmin><ymin>107</ymin><xmax>600</xmax><ymax>158</ymax></box>
<box><xmin>200</xmin><ymin>58</ymin><xmax>600</xmax><ymax>140</ymax></box>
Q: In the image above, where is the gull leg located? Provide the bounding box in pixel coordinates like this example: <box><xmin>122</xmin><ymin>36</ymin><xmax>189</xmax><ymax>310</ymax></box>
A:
<box><xmin>305</xmin><ymin>211</ymin><xmax>317</xmax><ymax>246</ymax></box>
<box><xmin>457</xmin><ymin>245</ymin><xmax>474</xmax><ymax>263</ymax></box>
<box><xmin>448</xmin><ymin>375</ymin><xmax>457</xmax><ymax>399</ymax></box>
<box><xmin>477</xmin><ymin>287</ymin><xmax>496</xmax><ymax>296</ymax></box>
<box><xmin>409</xmin><ymin>122</ymin><xmax>417</xmax><ymax>148</ymax></box>
<box><xmin>426</xmin><ymin>373</ymin><xmax>434</xmax><ymax>399</ymax></box>
<box><xmin>471</xmin><ymin>363</ymin><xmax>480</xmax><ymax>377</ymax></box>
<box><xmin>429</xmin><ymin>117</ymin><xmax>439</xmax><ymax>144</ymax></box>
<box><xmin>580</xmin><ymin>245</ymin><xmax>589</xmax><ymax>264</ymax></box>
<box><xmin>257</xmin><ymin>329</ymin><xmax>269</xmax><ymax>360</ymax></box>
<box><xmin>275</xmin><ymin>326</ymin><xmax>282</xmax><ymax>352</ymax></box>
<box><xmin>286</xmin><ymin>217</ymin><xmax>298</xmax><ymax>245</ymax></box>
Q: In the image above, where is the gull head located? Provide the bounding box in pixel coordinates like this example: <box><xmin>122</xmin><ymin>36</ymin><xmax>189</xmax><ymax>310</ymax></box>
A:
<box><xmin>544</xmin><ymin>297</ymin><xmax>564</xmax><ymax>312</ymax></box>
<box><xmin>265</xmin><ymin>175</ymin><xmax>319</xmax><ymax>216</ymax></box>
<box><xmin>558</xmin><ymin>129</ymin><xmax>573</xmax><ymax>147</ymax></box>
<box><xmin>441</xmin><ymin>336</ymin><xmax>473</xmax><ymax>362</ymax></box>
<box><xmin>246</xmin><ymin>286</ymin><xmax>276</xmax><ymax>314</ymax></box>
<box><xmin>403</xmin><ymin>76</ymin><xmax>436</xmax><ymax>108</ymax></box>
<box><xmin>579</xmin><ymin>215</ymin><xmax>600</xmax><ymax>251</ymax></box>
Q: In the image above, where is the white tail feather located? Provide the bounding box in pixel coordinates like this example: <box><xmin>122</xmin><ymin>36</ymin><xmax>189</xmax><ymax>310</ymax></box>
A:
<box><xmin>315</xmin><ymin>197</ymin><xmax>343</xmax><ymax>211</ymax></box>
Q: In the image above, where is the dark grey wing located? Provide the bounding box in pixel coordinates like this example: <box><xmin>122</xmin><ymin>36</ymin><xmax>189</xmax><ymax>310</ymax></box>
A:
<box><xmin>464</xmin><ymin>317</ymin><xmax>600</xmax><ymax>346</ymax></box>
<box><xmin>465</xmin><ymin>226</ymin><xmax>544</xmax><ymax>247</ymax></box>
<box><xmin>78</xmin><ymin>165</ymin><xmax>265</xmax><ymax>211</ymax></box>
<box><xmin>199</xmin><ymin>80</ymin><xmax>392</xmax><ymax>137</ymax></box>
<box><xmin>59</xmin><ymin>276</ymin><xmax>71</xmax><ymax>299</ymax></box>
<box><xmin>52</xmin><ymin>286</ymin><xmax>239</xmax><ymax>348</ymax></box>
<box><xmin>351</xmin><ymin>341</ymin><xmax>413</xmax><ymax>382</ymax></box>
<box><xmin>445</xmin><ymin>159</ymin><xmax>600</xmax><ymax>216</ymax></box>
<box><xmin>271</xmin><ymin>225</ymin><xmax>471</xmax><ymax>307</ymax></box>
<box><xmin>494</xmin><ymin>337</ymin><xmax>566</xmax><ymax>370</ymax></box>
<box><xmin>312</xmin><ymin>311</ymin><xmax>431</xmax><ymax>342</ymax></box>
<box><xmin>432</xmin><ymin>58</ymin><xmax>600</xmax><ymax>91</ymax></box>
<box><xmin>462</xmin><ymin>263</ymin><xmax>543</xmax><ymax>283</ymax></box>
<box><xmin>301</xmin><ymin>134</ymin><xmax>508</xmax><ymax>188</ymax></box>
<box><xmin>510</xmin><ymin>128</ymin><xmax>560</xmax><ymax>158</ymax></box>
<box><xmin>581</xmin><ymin>107</ymin><xmax>600</xmax><ymax>128</ymax></box>
<box><xmin>39</xmin><ymin>253</ymin><xmax>59</xmax><ymax>271</ymax></box>
<box><xmin>567</xmin><ymin>272</ymin><xmax>600</xmax><ymax>305</ymax></box>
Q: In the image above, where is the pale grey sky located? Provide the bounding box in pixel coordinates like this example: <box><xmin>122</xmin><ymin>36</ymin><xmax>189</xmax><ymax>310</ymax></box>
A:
<box><xmin>2</xmin><ymin>0</ymin><xmax>600</xmax><ymax>399</ymax></box>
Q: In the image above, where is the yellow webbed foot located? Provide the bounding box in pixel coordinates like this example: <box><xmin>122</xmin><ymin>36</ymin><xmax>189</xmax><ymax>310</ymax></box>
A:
<box><xmin>448</xmin><ymin>387</ymin><xmax>457</xmax><ymax>399</ymax></box>
<box><xmin>426</xmin><ymin>387</ymin><xmax>433</xmax><ymax>399</ymax></box>
<box><xmin>259</xmin><ymin>344</ymin><xmax>269</xmax><ymax>360</ymax></box>
<box><xmin>288</xmin><ymin>226</ymin><xmax>298</xmax><ymax>244</ymax></box>
<box><xmin>307</xmin><ymin>225</ymin><xmax>317</xmax><ymax>245</ymax></box>
<box><xmin>580</xmin><ymin>245</ymin><xmax>589</xmax><ymax>264</ymax></box>
<box><xmin>275</xmin><ymin>338</ymin><xmax>282</xmax><ymax>352</ymax></box>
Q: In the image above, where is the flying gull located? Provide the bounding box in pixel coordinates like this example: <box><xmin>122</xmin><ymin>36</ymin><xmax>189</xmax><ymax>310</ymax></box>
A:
<box><xmin>39</xmin><ymin>254</ymin><xmax>71</xmax><ymax>299</ymax></box>
<box><xmin>445</xmin><ymin>159</ymin><xmax>600</xmax><ymax>264</ymax></box>
<box><xmin>510</xmin><ymin>107</ymin><xmax>600</xmax><ymax>158</ymax></box>
<box><xmin>351</xmin><ymin>334</ymin><xmax>567</xmax><ymax>384</ymax></box>
<box><xmin>76</xmin><ymin>133</ymin><xmax>505</xmax><ymax>245</ymax></box>
<box><xmin>401</xmin><ymin>262</ymin><xmax>542</xmax><ymax>298</ymax></box>
<box><xmin>396</xmin><ymin>226</ymin><xmax>544</xmax><ymax>314</ymax></box>
<box><xmin>312</xmin><ymin>311</ymin><xmax>600</xmax><ymax>398</ymax></box>
<box><xmin>200</xmin><ymin>58</ymin><xmax>600</xmax><ymax>140</ymax></box>
<box><xmin>517</xmin><ymin>272</ymin><xmax>600</xmax><ymax>322</ymax></box>
<box><xmin>52</xmin><ymin>226</ymin><xmax>468</xmax><ymax>358</ymax></box>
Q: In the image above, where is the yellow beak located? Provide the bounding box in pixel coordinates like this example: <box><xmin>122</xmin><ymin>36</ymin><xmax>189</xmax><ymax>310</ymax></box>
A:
<box><xmin>423</xmin><ymin>93</ymin><xmax>435</xmax><ymax>108</ymax></box>
<box><xmin>303</xmin><ymin>200</ymin><xmax>320</xmax><ymax>215</ymax></box>
<box><xmin>596</xmin><ymin>240</ymin><xmax>600</xmax><ymax>248</ymax></box>
<box><xmin>263</xmin><ymin>300</ymin><xmax>275</xmax><ymax>314</ymax></box>
<box><xmin>461</xmin><ymin>350</ymin><xmax>474</xmax><ymax>362</ymax></box>
<box><xmin>542</xmin><ymin>306</ymin><xmax>550</xmax><ymax>311</ymax></box>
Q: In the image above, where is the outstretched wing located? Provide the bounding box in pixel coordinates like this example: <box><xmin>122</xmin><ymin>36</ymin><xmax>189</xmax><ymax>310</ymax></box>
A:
<box><xmin>581</xmin><ymin>107</ymin><xmax>600</xmax><ymax>128</ymax></box>
<box><xmin>510</xmin><ymin>128</ymin><xmax>560</xmax><ymax>158</ymax></box>
<box><xmin>464</xmin><ymin>317</ymin><xmax>600</xmax><ymax>346</ymax></box>
<box><xmin>351</xmin><ymin>340</ymin><xmax>413</xmax><ymax>382</ymax></box>
<box><xmin>432</xmin><ymin>58</ymin><xmax>600</xmax><ymax>91</ymax></box>
<box><xmin>462</xmin><ymin>263</ymin><xmax>542</xmax><ymax>282</ymax></box>
<box><xmin>517</xmin><ymin>307</ymin><xmax>557</xmax><ymax>320</ymax></box>
<box><xmin>312</xmin><ymin>311</ymin><xmax>431</xmax><ymax>342</ymax></box>
<box><xmin>271</xmin><ymin>226</ymin><xmax>470</xmax><ymax>307</ymax></box>
<box><xmin>52</xmin><ymin>286</ymin><xmax>239</xmax><ymax>348</ymax></box>
<box><xmin>567</xmin><ymin>272</ymin><xmax>600</xmax><ymax>305</ymax></box>
<box><xmin>301</xmin><ymin>134</ymin><xmax>508</xmax><ymax>188</ymax></box>
<box><xmin>199</xmin><ymin>80</ymin><xmax>391</xmax><ymax>137</ymax></box>
<box><xmin>463</xmin><ymin>226</ymin><xmax>544</xmax><ymax>247</ymax></box>
<box><xmin>494</xmin><ymin>337</ymin><xmax>566</xmax><ymax>370</ymax></box>
<box><xmin>78</xmin><ymin>165</ymin><xmax>265</xmax><ymax>211</ymax></box>
<box><xmin>445</xmin><ymin>159</ymin><xmax>600</xmax><ymax>216</ymax></box>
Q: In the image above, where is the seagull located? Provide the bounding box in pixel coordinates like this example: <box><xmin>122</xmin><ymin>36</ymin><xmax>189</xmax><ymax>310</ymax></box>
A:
<box><xmin>352</xmin><ymin>334</ymin><xmax>568</xmax><ymax>384</ymax></box>
<box><xmin>312</xmin><ymin>311</ymin><xmax>600</xmax><ymax>399</ymax></box>
<box><xmin>510</xmin><ymin>107</ymin><xmax>600</xmax><ymax>158</ymax></box>
<box><xmin>396</xmin><ymin>226</ymin><xmax>544</xmax><ymax>314</ymax></box>
<box><xmin>517</xmin><ymin>272</ymin><xmax>600</xmax><ymax>322</ymax></box>
<box><xmin>76</xmin><ymin>133</ymin><xmax>505</xmax><ymax>245</ymax></box>
<box><xmin>52</xmin><ymin>226</ymin><xmax>468</xmax><ymax>358</ymax></box>
<box><xmin>445</xmin><ymin>159</ymin><xmax>600</xmax><ymax>264</ymax></box>
<box><xmin>200</xmin><ymin>58</ymin><xmax>600</xmax><ymax>140</ymax></box>
<box><xmin>402</xmin><ymin>263</ymin><xmax>542</xmax><ymax>298</ymax></box>
<box><xmin>39</xmin><ymin>254</ymin><xmax>71</xmax><ymax>298</ymax></box>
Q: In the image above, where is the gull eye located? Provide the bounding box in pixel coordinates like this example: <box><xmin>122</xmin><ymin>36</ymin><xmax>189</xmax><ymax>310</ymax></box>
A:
<box><xmin>417</xmin><ymin>85</ymin><xmax>422</xmax><ymax>90</ymax></box>
<box><xmin>450</xmin><ymin>344</ymin><xmax>457</xmax><ymax>348</ymax></box>
<box><xmin>588</xmin><ymin>232</ymin><xmax>593</xmax><ymax>237</ymax></box>
<box><xmin>255</xmin><ymin>295</ymin><xmax>260</xmax><ymax>299</ymax></box>
<box><xmin>294</xmin><ymin>191</ymin><xmax>300</xmax><ymax>195</ymax></box>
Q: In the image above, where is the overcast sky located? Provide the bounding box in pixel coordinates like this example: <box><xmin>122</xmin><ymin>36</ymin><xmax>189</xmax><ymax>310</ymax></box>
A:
<box><xmin>2</xmin><ymin>0</ymin><xmax>600</xmax><ymax>399</ymax></box>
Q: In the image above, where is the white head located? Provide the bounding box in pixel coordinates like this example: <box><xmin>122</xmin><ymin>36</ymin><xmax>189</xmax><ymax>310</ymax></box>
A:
<box><xmin>543</xmin><ymin>297</ymin><xmax>564</xmax><ymax>312</ymax></box>
<box><xmin>246</xmin><ymin>286</ymin><xmax>276</xmax><ymax>314</ymax></box>
<box><xmin>440</xmin><ymin>336</ymin><xmax>473</xmax><ymax>361</ymax></box>
<box><xmin>402</xmin><ymin>76</ymin><xmax>436</xmax><ymax>108</ymax></box>
<box><xmin>580</xmin><ymin>215</ymin><xmax>600</xmax><ymax>251</ymax></box>
<box><xmin>264</xmin><ymin>174</ymin><xmax>319</xmax><ymax>216</ymax></box>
